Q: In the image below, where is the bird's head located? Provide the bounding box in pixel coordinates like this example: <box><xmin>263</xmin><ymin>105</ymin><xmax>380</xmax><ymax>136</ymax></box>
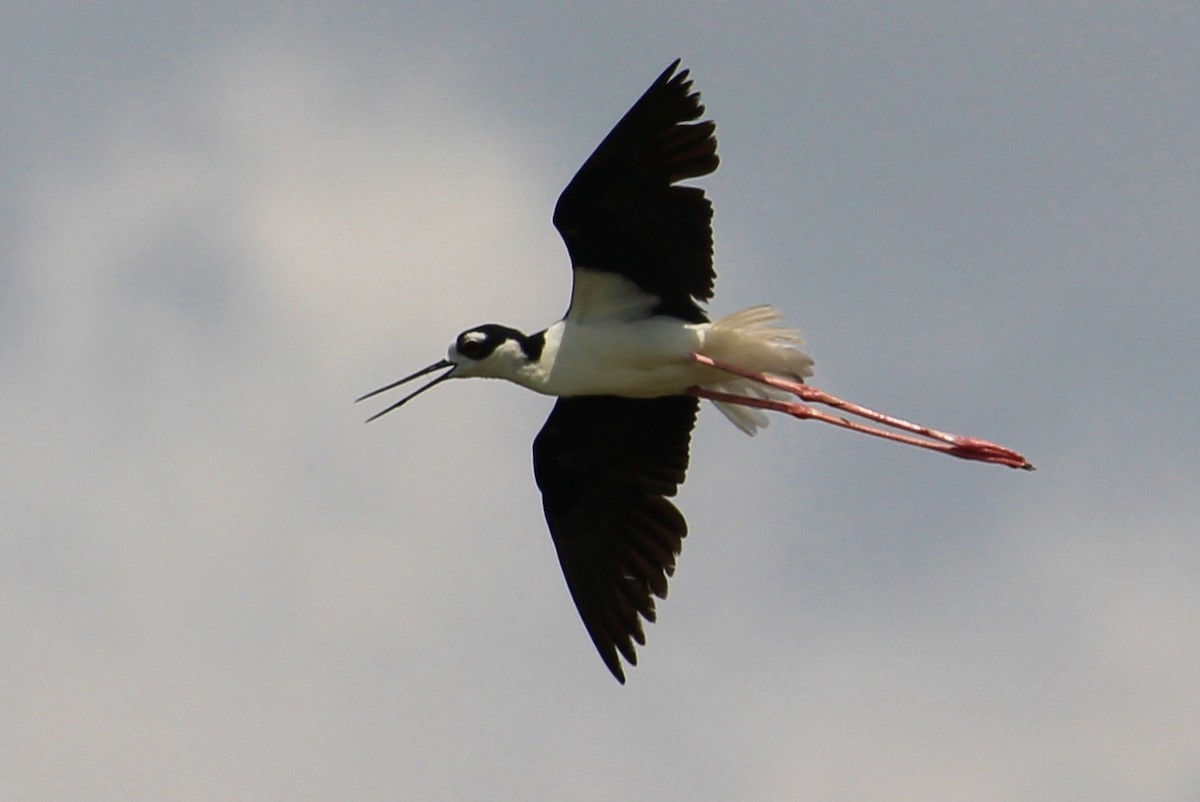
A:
<box><xmin>357</xmin><ymin>324</ymin><xmax>539</xmax><ymax>421</ymax></box>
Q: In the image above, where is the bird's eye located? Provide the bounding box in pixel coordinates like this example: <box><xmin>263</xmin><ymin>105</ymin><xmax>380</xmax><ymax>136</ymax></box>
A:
<box><xmin>458</xmin><ymin>335</ymin><xmax>485</xmax><ymax>359</ymax></box>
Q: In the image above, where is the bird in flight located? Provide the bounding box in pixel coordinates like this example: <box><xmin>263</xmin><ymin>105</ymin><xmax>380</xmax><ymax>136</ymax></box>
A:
<box><xmin>359</xmin><ymin>60</ymin><xmax>1033</xmax><ymax>683</ymax></box>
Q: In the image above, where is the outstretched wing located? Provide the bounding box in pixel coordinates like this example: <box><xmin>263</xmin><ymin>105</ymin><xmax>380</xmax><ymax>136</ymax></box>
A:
<box><xmin>554</xmin><ymin>60</ymin><xmax>719</xmax><ymax>324</ymax></box>
<box><xmin>532</xmin><ymin>395</ymin><xmax>698</xmax><ymax>682</ymax></box>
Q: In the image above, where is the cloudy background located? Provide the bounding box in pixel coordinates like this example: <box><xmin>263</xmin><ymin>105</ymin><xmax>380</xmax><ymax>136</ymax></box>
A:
<box><xmin>4</xmin><ymin>4</ymin><xmax>1199</xmax><ymax>800</ymax></box>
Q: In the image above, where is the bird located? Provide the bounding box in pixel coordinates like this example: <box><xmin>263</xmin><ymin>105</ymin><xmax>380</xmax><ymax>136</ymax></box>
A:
<box><xmin>359</xmin><ymin>60</ymin><xmax>1032</xmax><ymax>683</ymax></box>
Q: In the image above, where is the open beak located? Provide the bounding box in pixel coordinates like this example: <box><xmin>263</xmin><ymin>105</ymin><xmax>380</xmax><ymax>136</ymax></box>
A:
<box><xmin>356</xmin><ymin>359</ymin><xmax>456</xmax><ymax>422</ymax></box>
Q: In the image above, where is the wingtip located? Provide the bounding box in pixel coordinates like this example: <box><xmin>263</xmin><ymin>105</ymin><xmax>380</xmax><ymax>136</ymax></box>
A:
<box><xmin>602</xmin><ymin>650</ymin><xmax>628</xmax><ymax>684</ymax></box>
<box><xmin>659</xmin><ymin>57</ymin><xmax>692</xmax><ymax>88</ymax></box>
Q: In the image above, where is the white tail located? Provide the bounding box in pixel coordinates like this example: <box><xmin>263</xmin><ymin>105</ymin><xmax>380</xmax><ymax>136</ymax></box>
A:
<box><xmin>702</xmin><ymin>306</ymin><xmax>815</xmax><ymax>435</ymax></box>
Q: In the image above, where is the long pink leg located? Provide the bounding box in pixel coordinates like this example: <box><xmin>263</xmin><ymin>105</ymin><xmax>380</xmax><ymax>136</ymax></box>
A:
<box><xmin>688</xmin><ymin>353</ymin><xmax>1034</xmax><ymax>470</ymax></box>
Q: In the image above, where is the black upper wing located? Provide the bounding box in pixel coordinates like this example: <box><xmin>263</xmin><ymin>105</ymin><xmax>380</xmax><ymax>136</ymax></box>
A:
<box><xmin>532</xmin><ymin>395</ymin><xmax>699</xmax><ymax>682</ymax></box>
<box><xmin>553</xmin><ymin>60</ymin><xmax>719</xmax><ymax>323</ymax></box>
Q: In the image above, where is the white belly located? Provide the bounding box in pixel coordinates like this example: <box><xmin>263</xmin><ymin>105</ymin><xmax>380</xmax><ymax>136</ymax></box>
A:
<box><xmin>509</xmin><ymin>306</ymin><xmax>813</xmax><ymax>403</ymax></box>
<box><xmin>536</xmin><ymin>318</ymin><xmax>716</xmax><ymax>397</ymax></box>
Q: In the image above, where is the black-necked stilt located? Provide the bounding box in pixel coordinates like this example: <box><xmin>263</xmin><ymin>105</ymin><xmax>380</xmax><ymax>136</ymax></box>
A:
<box><xmin>359</xmin><ymin>61</ymin><xmax>1033</xmax><ymax>683</ymax></box>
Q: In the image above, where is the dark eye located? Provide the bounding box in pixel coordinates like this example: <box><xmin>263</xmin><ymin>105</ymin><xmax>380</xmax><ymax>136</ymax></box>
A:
<box><xmin>458</xmin><ymin>335</ymin><xmax>485</xmax><ymax>359</ymax></box>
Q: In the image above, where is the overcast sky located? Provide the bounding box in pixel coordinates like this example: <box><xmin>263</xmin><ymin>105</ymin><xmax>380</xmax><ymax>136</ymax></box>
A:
<box><xmin>4</xmin><ymin>4</ymin><xmax>1199</xmax><ymax>800</ymax></box>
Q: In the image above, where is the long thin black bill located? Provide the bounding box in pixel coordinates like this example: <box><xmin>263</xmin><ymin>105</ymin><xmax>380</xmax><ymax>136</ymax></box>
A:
<box><xmin>357</xmin><ymin>359</ymin><xmax>455</xmax><ymax>422</ymax></box>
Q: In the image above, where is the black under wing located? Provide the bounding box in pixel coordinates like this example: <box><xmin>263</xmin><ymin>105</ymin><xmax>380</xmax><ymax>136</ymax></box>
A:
<box><xmin>532</xmin><ymin>395</ymin><xmax>699</xmax><ymax>682</ymax></box>
<box><xmin>553</xmin><ymin>60</ymin><xmax>719</xmax><ymax>323</ymax></box>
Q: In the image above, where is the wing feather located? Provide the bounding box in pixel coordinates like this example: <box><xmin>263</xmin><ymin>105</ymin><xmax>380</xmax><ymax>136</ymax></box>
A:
<box><xmin>554</xmin><ymin>61</ymin><xmax>719</xmax><ymax>323</ymax></box>
<box><xmin>532</xmin><ymin>395</ymin><xmax>698</xmax><ymax>682</ymax></box>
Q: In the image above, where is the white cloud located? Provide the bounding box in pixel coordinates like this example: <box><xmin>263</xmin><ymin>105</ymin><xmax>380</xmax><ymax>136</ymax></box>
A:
<box><xmin>3</xmin><ymin>39</ymin><xmax>569</xmax><ymax>798</ymax></box>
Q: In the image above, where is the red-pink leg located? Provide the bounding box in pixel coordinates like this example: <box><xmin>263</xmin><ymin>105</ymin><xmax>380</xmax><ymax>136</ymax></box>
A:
<box><xmin>689</xmin><ymin>353</ymin><xmax>1034</xmax><ymax>470</ymax></box>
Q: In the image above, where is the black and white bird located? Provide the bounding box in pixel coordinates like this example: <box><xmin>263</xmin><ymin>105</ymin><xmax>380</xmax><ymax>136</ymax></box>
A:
<box><xmin>359</xmin><ymin>61</ymin><xmax>1032</xmax><ymax>683</ymax></box>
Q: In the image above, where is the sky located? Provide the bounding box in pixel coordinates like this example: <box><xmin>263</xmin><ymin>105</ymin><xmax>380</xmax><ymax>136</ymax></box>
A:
<box><xmin>3</xmin><ymin>3</ymin><xmax>1199</xmax><ymax>800</ymax></box>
